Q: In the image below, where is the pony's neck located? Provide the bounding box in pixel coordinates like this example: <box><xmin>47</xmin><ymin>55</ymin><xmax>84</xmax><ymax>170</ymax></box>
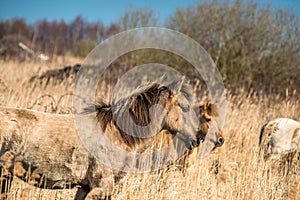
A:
<box><xmin>103</xmin><ymin>121</ymin><xmax>159</xmax><ymax>152</ymax></box>
<box><xmin>95</xmin><ymin>107</ymin><xmax>160</xmax><ymax>152</ymax></box>
<box><xmin>94</xmin><ymin>83</ymin><xmax>172</xmax><ymax>152</ymax></box>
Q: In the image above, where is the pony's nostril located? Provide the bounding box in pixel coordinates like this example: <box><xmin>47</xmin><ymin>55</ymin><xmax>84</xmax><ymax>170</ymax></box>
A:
<box><xmin>196</xmin><ymin>139</ymin><xmax>200</xmax><ymax>146</ymax></box>
<box><xmin>193</xmin><ymin>139</ymin><xmax>200</xmax><ymax>147</ymax></box>
<box><xmin>187</xmin><ymin>142</ymin><xmax>193</xmax><ymax>150</ymax></box>
<box><xmin>217</xmin><ymin>137</ymin><xmax>224</xmax><ymax>146</ymax></box>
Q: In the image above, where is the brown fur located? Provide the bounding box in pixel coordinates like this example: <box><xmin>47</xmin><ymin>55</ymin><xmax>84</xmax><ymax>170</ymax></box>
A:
<box><xmin>15</xmin><ymin>109</ymin><xmax>39</xmax><ymax>121</ymax></box>
<box><xmin>198</xmin><ymin>101</ymin><xmax>220</xmax><ymax>140</ymax></box>
<box><xmin>292</xmin><ymin>128</ymin><xmax>300</xmax><ymax>141</ymax></box>
<box><xmin>258</xmin><ymin>121</ymin><xmax>279</xmax><ymax>160</ymax></box>
<box><xmin>259</xmin><ymin>122</ymin><xmax>279</xmax><ymax>147</ymax></box>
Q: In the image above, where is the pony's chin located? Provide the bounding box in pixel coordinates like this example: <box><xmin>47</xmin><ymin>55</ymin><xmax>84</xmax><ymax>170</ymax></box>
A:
<box><xmin>186</xmin><ymin>139</ymin><xmax>199</xmax><ymax>150</ymax></box>
<box><xmin>176</xmin><ymin>132</ymin><xmax>199</xmax><ymax>149</ymax></box>
<box><xmin>186</xmin><ymin>143</ymin><xmax>193</xmax><ymax>150</ymax></box>
<box><xmin>197</xmin><ymin>137</ymin><xmax>205</xmax><ymax>144</ymax></box>
<box><xmin>192</xmin><ymin>139</ymin><xmax>200</xmax><ymax>147</ymax></box>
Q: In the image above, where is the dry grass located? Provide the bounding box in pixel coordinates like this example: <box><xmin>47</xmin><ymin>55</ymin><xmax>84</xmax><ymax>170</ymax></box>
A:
<box><xmin>0</xmin><ymin>60</ymin><xmax>299</xmax><ymax>200</ymax></box>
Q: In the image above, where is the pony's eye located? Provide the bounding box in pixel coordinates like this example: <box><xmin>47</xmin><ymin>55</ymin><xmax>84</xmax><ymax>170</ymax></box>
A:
<box><xmin>205</xmin><ymin>117</ymin><xmax>211</xmax><ymax>122</ymax></box>
<box><xmin>180</xmin><ymin>104</ymin><xmax>190</xmax><ymax>112</ymax></box>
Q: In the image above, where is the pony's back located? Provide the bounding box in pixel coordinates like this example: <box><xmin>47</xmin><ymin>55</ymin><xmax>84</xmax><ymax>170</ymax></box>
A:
<box><xmin>259</xmin><ymin>118</ymin><xmax>300</xmax><ymax>160</ymax></box>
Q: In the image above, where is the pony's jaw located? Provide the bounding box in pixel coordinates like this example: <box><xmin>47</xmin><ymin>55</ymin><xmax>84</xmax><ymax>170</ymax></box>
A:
<box><xmin>164</xmin><ymin>108</ymin><xmax>199</xmax><ymax>148</ymax></box>
<box><xmin>176</xmin><ymin>131</ymin><xmax>200</xmax><ymax>150</ymax></box>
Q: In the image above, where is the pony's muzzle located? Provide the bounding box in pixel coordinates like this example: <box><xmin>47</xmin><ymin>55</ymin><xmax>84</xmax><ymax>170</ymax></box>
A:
<box><xmin>186</xmin><ymin>140</ymin><xmax>199</xmax><ymax>150</ymax></box>
<box><xmin>186</xmin><ymin>138</ymin><xmax>199</xmax><ymax>150</ymax></box>
<box><xmin>176</xmin><ymin>133</ymin><xmax>198</xmax><ymax>150</ymax></box>
<box><xmin>196</xmin><ymin>129</ymin><xmax>206</xmax><ymax>144</ymax></box>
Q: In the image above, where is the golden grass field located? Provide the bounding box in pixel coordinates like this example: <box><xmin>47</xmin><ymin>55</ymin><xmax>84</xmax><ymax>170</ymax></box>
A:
<box><xmin>0</xmin><ymin>59</ymin><xmax>299</xmax><ymax>200</ymax></box>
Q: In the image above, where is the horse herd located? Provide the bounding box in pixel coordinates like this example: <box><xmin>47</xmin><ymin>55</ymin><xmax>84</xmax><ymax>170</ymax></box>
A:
<box><xmin>0</xmin><ymin>78</ymin><xmax>299</xmax><ymax>200</ymax></box>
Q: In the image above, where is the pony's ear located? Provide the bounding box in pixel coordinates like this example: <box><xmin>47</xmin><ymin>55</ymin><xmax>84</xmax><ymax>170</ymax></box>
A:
<box><xmin>204</xmin><ymin>101</ymin><xmax>219</xmax><ymax>117</ymax></box>
<box><xmin>173</xmin><ymin>76</ymin><xmax>185</xmax><ymax>94</ymax></box>
<box><xmin>198</xmin><ymin>103</ymin><xmax>205</xmax><ymax>114</ymax></box>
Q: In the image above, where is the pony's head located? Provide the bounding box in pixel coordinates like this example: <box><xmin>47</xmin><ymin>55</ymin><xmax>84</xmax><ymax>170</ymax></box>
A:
<box><xmin>92</xmin><ymin>79</ymin><xmax>202</xmax><ymax>152</ymax></box>
<box><xmin>161</xmin><ymin>79</ymin><xmax>200</xmax><ymax>150</ymax></box>
<box><xmin>102</xmin><ymin>79</ymin><xmax>200</xmax><ymax>150</ymax></box>
<box><xmin>197</xmin><ymin>101</ymin><xmax>224</xmax><ymax>158</ymax></box>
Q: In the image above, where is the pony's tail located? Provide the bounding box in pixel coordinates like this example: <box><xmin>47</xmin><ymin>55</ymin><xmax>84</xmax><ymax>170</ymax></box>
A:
<box><xmin>82</xmin><ymin>101</ymin><xmax>111</xmax><ymax>114</ymax></box>
<box><xmin>257</xmin><ymin>120</ymin><xmax>270</xmax><ymax>164</ymax></box>
<box><xmin>258</xmin><ymin>122</ymin><xmax>268</xmax><ymax>146</ymax></box>
<box><xmin>254</xmin><ymin>121</ymin><xmax>269</xmax><ymax>177</ymax></box>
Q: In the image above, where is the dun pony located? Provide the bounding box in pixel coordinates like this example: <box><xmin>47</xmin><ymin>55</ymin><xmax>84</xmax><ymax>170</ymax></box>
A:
<box><xmin>138</xmin><ymin>101</ymin><xmax>224</xmax><ymax>170</ymax></box>
<box><xmin>0</xmin><ymin>79</ymin><xmax>224</xmax><ymax>200</ymax></box>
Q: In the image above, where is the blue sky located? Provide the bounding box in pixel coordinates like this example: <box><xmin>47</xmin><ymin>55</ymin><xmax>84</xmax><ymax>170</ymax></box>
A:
<box><xmin>0</xmin><ymin>0</ymin><xmax>299</xmax><ymax>25</ymax></box>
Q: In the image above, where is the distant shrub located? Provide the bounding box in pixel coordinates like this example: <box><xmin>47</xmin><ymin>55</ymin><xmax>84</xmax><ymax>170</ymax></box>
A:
<box><xmin>1</xmin><ymin>1</ymin><xmax>299</xmax><ymax>97</ymax></box>
<box><xmin>166</xmin><ymin>0</ymin><xmax>300</xmax><ymax>97</ymax></box>
<box><xmin>0</xmin><ymin>34</ymin><xmax>32</xmax><ymax>61</ymax></box>
<box><xmin>71</xmin><ymin>39</ymin><xmax>96</xmax><ymax>57</ymax></box>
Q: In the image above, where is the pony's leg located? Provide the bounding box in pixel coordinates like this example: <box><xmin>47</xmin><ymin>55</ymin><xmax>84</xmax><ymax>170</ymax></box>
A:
<box><xmin>0</xmin><ymin>151</ymin><xmax>18</xmax><ymax>196</ymax></box>
<box><xmin>74</xmin><ymin>186</ymin><xmax>89</xmax><ymax>200</ymax></box>
<box><xmin>84</xmin><ymin>188</ymin><xmax>111</xmax><ymax>200</ymax></box>
<box><xmin>0</xmin><ymin>167</ymin><xmax>13</xmax><ymax>198</ymax></box>
<box><xmin>85</xmin><ymin>175</ymin><xmax>114</xmax><ymax>200</ymax></box>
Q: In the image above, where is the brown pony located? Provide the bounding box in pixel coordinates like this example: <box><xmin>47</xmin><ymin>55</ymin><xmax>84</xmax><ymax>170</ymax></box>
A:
<box><xmin>0</xmin><ymin>79</ymin><xmax>202</xmax><ymax>199</ymax></box>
